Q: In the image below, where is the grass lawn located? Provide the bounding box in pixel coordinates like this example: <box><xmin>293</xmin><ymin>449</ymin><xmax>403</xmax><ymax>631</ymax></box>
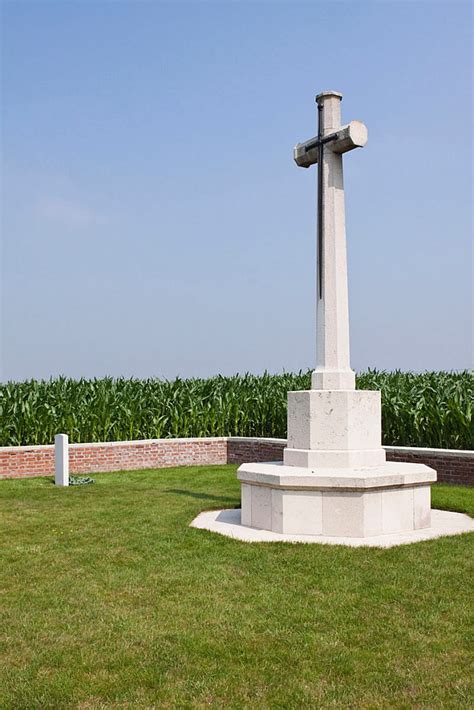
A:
<box><xmin>1</xmin><ymin>466</ymin><xmax>473</xmax><ymax>709</ymax></box>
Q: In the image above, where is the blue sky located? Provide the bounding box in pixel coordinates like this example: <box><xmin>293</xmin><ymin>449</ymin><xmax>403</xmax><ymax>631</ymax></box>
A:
<box><xmin>2</xmin><ymin>0</ymin><xmax>472</xmax><ymax>382</ymax></box>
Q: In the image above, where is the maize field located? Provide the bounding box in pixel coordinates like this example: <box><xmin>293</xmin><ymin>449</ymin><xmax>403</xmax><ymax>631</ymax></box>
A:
<box><xmin>0</xmin><ymin>370</ymin><xmax>472</xmax><ymax>449</ymax></box>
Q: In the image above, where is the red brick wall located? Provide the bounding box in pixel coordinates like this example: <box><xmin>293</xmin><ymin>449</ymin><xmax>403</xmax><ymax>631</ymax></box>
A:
<box><xmin>385</xmin><ymin>447</ymin><xmax>473</xmax><ymax>487</ymax></box>
<box><xmin>69</xmin><ymin>439</ymin><xmax>227</xmax><ymax>473</ymax></box>
<box><xmin>0</xmin><ymin>438</ymin><xmax>227</xmax><ymax>480</ymax></box>
<box><xmin>0</xmin><ymin>446</ymin><xmax>55</xmax><ymax>479</ymax></box>
<box><xmin>0</xmin><ymin>437</ymin><xmax>472</xmax><ymax>486</ymax></box>
<box><xmin>227</xmin><ymin>438</ymin><xmax>286</xmax><ymax>464</ymax></box>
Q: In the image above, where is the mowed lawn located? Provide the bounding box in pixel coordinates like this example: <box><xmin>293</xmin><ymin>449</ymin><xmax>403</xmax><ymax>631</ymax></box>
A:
<box><xmin>1</xmin><ymin>466</ymin><xmax>473</xmax><ymax>709</ymax></box>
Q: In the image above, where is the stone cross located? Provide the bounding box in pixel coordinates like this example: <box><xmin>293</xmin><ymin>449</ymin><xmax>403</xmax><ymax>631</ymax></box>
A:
<box><xmin>232</xmin><ymin>91</ymin><xmax>437</xmax><ymax>543</ymax></box>
<box><xmin>294</xmin><ymin>91</ymin><xmax>367</xmax><ymax>391</ymax></box>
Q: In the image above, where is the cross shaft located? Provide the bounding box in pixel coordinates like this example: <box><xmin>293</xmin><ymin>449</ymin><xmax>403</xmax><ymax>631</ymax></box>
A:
<box><xmin>293</xmin><ymin>91</ymin><xmax>367</xmax><ymax>391</ymax></box>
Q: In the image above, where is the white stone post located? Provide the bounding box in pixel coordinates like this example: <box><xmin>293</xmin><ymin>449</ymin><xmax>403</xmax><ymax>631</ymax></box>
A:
<box><xmin>313</xmin><ymin>91</ymin><xmax>355</xmax><ymax>391</ymax></box>
<box><xmin>55</xmin><ymin>434</ymin><xmax>69</xmax><ymax>486</ymax></box>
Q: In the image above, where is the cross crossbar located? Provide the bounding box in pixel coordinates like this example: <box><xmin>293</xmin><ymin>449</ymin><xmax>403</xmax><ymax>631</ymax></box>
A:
<box><xmin>293</xmin><ymin>120</ymin><xmax>368</xmax><ymax>169</ymax></box>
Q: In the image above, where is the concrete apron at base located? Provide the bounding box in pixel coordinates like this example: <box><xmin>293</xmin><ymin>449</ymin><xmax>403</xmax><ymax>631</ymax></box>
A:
<box><xmin>190</xmin><ymin>508</ymin><xmax>474</xmax><ymax>548</ymax></box>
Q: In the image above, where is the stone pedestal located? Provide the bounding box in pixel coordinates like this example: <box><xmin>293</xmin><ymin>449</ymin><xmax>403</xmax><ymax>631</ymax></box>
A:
<box><xmin>237</xmin><ymin>385</ymin><xmax>437</xmax><ymax>540</ymax></box>
<box><xmin>284</xmin><ymin>389</ymin><xmax>386</xmax><ymax>468</ymax></box>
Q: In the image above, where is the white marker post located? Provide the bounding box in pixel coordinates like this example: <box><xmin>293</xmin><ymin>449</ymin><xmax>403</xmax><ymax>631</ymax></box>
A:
<box><xmin>55</xmin><ymin>434</ymin><xmax>69</xmax><ymax>486</ymax></box>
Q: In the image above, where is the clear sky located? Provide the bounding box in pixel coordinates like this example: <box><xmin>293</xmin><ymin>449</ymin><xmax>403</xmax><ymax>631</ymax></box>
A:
<box><xmin>1</xmin><ymin>0</ymin><xmax>472</xmax><ymax>382</ymax></box>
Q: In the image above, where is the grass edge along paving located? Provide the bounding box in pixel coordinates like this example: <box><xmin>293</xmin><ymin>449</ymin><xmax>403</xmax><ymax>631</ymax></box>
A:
<box><xmin>0</xmin><ymin>466</ymin><xmax>473</xmax><ymax>708</ymax></box>
<box><xmin>1</xmin><ymin>369</ymin><xmax>472</xmax><ymax>449</ymax></box>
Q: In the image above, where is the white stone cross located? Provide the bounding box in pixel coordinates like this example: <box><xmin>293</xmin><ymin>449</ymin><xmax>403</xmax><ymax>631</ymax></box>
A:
<box><xmin>230</xmin><ymin>91</ymin><xmax>436</xmax><ymax>543</ymax></box>
<box><xmin>294</xmin><ymin>91</ymin><xmax>367</xmax><ymax>391</ymax></box>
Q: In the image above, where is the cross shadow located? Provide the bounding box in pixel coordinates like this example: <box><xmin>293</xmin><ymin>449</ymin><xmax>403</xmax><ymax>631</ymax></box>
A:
<box><xmin>165</xmin><ymin>488</ymin><xmax>238</xmax><ymax>504</ymax></box>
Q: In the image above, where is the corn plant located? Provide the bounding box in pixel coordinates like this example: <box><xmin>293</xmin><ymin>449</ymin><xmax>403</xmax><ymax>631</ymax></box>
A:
<box><xmin>0</xmin><ymin>370</ymin><xmax>471</xmax><ymax>449</ymax></box>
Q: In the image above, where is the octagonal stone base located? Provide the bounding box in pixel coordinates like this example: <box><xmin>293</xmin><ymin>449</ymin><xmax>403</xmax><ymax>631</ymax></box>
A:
<box><xmin>237</xmin><ymin>461</ymin><xmax>437</xmax><ymax>538</ymax></box>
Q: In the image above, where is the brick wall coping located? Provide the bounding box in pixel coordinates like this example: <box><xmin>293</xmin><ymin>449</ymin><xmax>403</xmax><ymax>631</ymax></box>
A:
<box><xmin>383</xmin><ymin>445</ymin><xmax>474</xmax><ymax>459</ymax></box>
<box><xmin>0</xmin><ymin>437</ymin><xmax>472</xmax><ymax>457</ymax></box>
<box><xmin>0</xmin><ymin>437</ymin><xmax>227</xmax><ymax>453</ymax></box>
<box><xmin>0</xmin><ymin>443</ymin><xmax>55</xmax><ymax>453</ymax></box>
<box><xmin>228</xmin><ymin>437</ymin><xmax>287</xmax><ymax>445</ymax></box>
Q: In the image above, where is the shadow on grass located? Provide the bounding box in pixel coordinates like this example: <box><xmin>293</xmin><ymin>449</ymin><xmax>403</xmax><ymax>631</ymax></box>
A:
<box><xmin>165</xmin><ymin>488</ymin><xmax>238</xmax><ymax>504</ymax></box>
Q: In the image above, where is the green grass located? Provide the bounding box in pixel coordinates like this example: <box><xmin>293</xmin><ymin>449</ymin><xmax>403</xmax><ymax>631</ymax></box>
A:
<box><xmin>1</xmin><ymin>369</ymin><xmax>472</xmax><ymax>449</ymax></box>
<box><xmin>1</xmin><ymin>466</ymin><xmax>473</xmax><ymax>708</ymax></box>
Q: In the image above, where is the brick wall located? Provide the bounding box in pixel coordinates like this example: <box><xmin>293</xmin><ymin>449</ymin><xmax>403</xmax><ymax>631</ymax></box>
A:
<box><xmin>227</xmin><ymin>438</ymin><xmax>286</xmax><ymax>464</ymax></box>
<box><xmin>385</xmin><ymin>447</ymin><xmax>474</xmax><ymax>487</ymax></box>
<box><xmin>0</xmin><ymin>438</ymin><xmax>227</xmax><ymax>480</ymax></box>
<box><xmin>0</xmin><ymin>437</ymin><xmax>472</xmax><ymax>486</ymax></box>
<box><xmin>69</xmin><ymin>438</ymin><xmax>228</xmax><ymax>474</ymax></box>
<box><xmin>0</xmin><ymin>445</ymin><xmax>55</xmax><ymax>479</ymax></box>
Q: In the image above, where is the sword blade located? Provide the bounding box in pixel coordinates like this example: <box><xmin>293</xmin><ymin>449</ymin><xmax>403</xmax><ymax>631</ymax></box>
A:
<box><xmin>317</xmin><ymin>102</ymin><xmax>324</xmax><ymax>299</ymax></box>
